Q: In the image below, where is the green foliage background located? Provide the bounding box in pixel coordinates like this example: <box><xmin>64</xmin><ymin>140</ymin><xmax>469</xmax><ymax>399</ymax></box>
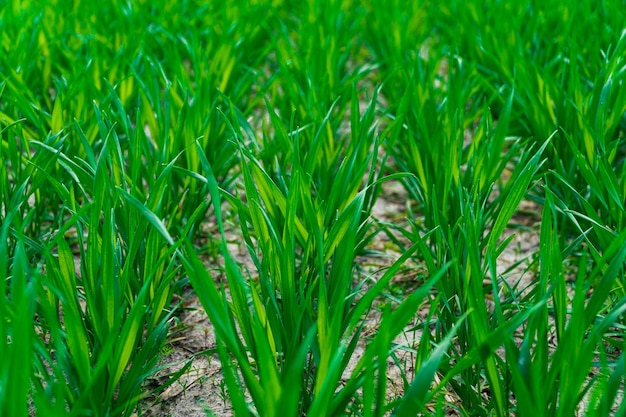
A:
<box><xmin>1</xmin><ymin>0</ymin><xmax>625</xmax><ymax>416</ymax></box>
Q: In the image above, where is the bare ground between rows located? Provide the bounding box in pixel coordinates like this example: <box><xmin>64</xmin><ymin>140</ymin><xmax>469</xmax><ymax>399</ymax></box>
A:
<box><xmin>136</xmin><ymin>180</ymin><xmax>544</xmax><ymax>417</ymax></box>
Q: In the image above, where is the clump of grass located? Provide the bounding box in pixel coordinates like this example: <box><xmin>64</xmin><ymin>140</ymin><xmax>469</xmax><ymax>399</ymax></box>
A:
<box><xmin>182</xmin><ymin>111</ymin><xmax>462</xmax><ymax>414</ymax></box>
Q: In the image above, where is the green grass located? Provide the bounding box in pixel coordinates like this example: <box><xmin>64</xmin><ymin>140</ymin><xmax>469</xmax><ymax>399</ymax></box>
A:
<box><xmin>1</xmin><ymin>0</ymin><xmax>625</xmax><ymax>416</ymax></box>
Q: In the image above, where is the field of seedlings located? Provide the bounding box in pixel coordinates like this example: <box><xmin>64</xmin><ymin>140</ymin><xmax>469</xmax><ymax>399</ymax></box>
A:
<box><xmin>1</xmin><ymin>1</ymin><xmax>626</xmax><ymax>416</ymax></box>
